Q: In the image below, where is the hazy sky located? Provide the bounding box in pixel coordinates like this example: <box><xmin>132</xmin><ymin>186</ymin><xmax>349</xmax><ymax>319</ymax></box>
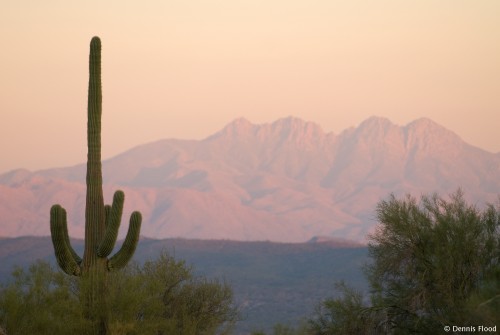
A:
<box><xmin>1</xmin><ymin>1</ymin><xmax>499</xmax><ymax>173</ymax></box>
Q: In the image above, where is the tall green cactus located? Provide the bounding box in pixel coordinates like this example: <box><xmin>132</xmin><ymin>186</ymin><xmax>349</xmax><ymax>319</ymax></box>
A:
<box><xmin>50</xmin><ymin>36</ymin><xmax>142</xmax><ymax>335</ymax></box>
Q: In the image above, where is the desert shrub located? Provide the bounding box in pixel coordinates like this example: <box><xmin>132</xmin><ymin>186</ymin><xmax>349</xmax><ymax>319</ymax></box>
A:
<box><xmin>0</xmin><ymin>252</ymin><xmax>238</xmax><ymax>335</ymax></box>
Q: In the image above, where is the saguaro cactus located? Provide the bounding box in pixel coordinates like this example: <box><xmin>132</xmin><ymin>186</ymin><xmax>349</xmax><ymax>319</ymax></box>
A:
<box><xmin>50</xmin><ymin>36</ymin><xmax>142</xmax><ymax>335</ymax></box>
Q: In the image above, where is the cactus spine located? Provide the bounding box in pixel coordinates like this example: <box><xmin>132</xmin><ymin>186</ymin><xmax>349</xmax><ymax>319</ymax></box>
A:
<box><xmin>50</xmin><ymin>36</ymin><xmax>142</xmax><ymax>335</ymax></box>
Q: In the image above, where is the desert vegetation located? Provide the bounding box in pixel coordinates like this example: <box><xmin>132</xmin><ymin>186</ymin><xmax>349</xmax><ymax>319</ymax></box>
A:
<box><xmin>0</xmin><ymin>252</ymin><xmax>237</xmax><ymax>334</ymax></box>
<box><xmin>307</xmin><ymin>190</ymin><xmax>500</xmax><ymax>334</ymax></box>
<box><xmin>48</xmin><ymin>36</ymin><xmax>142</xmax><ymax>334</ymax></box>
<box><xmin>0</xmin><ymin>190</ymin><xmax>498</xmax><ymax>334</ymax></box>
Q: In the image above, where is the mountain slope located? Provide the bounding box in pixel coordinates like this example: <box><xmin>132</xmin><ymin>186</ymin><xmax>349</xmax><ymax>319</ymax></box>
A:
<box><xmin>1</xmin><ymin>116</ymin><xmax>499</xmax><ymax>242</ymax></box>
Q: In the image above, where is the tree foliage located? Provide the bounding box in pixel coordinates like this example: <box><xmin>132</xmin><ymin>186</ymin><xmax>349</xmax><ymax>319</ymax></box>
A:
<box><xmin>368</xmin><ymin>190</ymin><xmax>499</xmax><ymax>333</ymax></box>
<box><xmin>309</xmin><ymin>282</ymin><xmax>380</xmax><ymax>335</ymax></box>
<box><xmin>0</xmin><ymin>261</ymin><xmax>88</xmax><ymax>334</ymax></box>
<box><xmin>310</xmin><ymin>190</ymin><xmax>500</xmax><ymax>334</ymax></box>
<box><xmin>0</xmin><ymin>252</ymin><xmax>237</xmax><ymax>335</ymax></box>
<box><xmin>106</xmin><ymin>252</ymin><xmax>238</xmax><ymax>334</ymax></box>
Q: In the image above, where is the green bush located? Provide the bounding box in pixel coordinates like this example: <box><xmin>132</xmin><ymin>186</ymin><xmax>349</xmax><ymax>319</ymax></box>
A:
<box><xmin>0</xmin><ymin>261</ymin><xmax>89</xmax><ymax>334</ymax></box>
<box><xmin>309</xmin><ymin>282</ymin><xmax>379</xmax><ymax>335</ymax></box>
<box><xmin>0</xmin><ymin>252</ymin><xmax>238</xmax><ymax>335</ymax></box>
<box><xmin>309</xmin><ymin>190</ymin><xmax>500</xmax><ymax>334</ymax></box>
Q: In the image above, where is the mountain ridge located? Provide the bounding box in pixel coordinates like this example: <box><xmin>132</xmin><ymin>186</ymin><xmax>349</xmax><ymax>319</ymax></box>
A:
<box><xmin>1</xmin><ymin>116</ymin><xmax>499</xmax><ymax>242</ymax></box>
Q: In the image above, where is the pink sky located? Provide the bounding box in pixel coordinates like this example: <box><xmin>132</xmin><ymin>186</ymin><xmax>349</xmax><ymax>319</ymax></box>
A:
<box><xmin>1</xmin><ymin>1</ymin><xmax>499</xmax><ymax>173</ymax></box>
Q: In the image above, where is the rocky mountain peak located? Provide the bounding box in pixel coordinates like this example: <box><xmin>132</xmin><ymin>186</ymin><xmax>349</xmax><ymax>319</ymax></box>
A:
<box><xmin>266</xmin><ymin>117</ymin><xmax>328</xmax><ymax>145</ymax></box>
<box><xmin>211</xmin><ymin>117</ymin><xmax>255</xmax><ymax>139</ymax></box>
<box><xmin>1</xmin><ymin>116</ymin><xmax>498</xmax><ymax>242</ymax></box>
<box><xmin>406</xmin><ymin>117</ymin><xmax>449</xmax><ymax>134</ymax></box>
<box><xmin>209</xmin><ymin>116</ymin><xmax>331</xmax><ymax>148</ymax></box>
<box><xmin>340</xmin><ymin>116</ymin><xmax>400</xmax><ymax>146</ymax></box>
<box><xmin>403</xmin><ymin>117</ymin><xmax>464</xmax><ymax>154</ymax></box>
<box><xmin>358</xmin><ymin>115</ymin><xmax>394</xmax><ymax>129</ymax></box>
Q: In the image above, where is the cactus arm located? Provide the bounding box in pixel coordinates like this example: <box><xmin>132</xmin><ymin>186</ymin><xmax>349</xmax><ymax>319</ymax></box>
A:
<box><xmin>61</xmin><ymin>207</ymin><xmax>83</xmax><ymax>265</ymax></box>
<box><xmin>50</xmin><ymin>205</ymin><xmax>81</xmax><ymax>276</ymax></box>
<box><xmin>104</xmin><ymin>204</ymin><xmax>111</xmax><ymax>227</ymax></box>
<box><xmin>107</xmin><ymin>211</ymin><xmax>142</xmax><ymax>271</ymax></box>
<box><xmin>97</xmin><ymin>190</ymin><xmax>125</xmax><ymax>257</ymax></box>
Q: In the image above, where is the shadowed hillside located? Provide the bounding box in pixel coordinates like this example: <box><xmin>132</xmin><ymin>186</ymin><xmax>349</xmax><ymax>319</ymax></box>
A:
<box><xmin>0</xmin><ymin>236</ymin><xmax>368</xmax><ymax>333</ymax></box>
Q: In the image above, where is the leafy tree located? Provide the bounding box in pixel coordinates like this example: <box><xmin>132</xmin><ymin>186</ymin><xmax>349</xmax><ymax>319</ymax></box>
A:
<box><xmin>309</xmin><ymin>190</ymin><xmax>499</xmax><ymax>334</ymax></box>
<box><xmin>107</xmin><ymin>252</ymin><xmax>238</xmax><ymax>334</ymax></box>
<box><xmin>0</xmin><ymin>252</ymin><xmax>238</xmax><ymax>335</ymax></box>
<box><xmin>367</xmin><ymin>190</ymin><xmax>499</xmax><ymax>333</ymax></box>
<box><xmin>0</xmin><ymin>260</ymin><xmax>89</xmax><ymax>335</ymax></box>
<box><xmin>308</xmin><ymin>282</ymin><xmax>380</xmax><ymax>335</ymax></box>
<box><xmin>464</xmin><ymin>266</ymin><xmax>500</xmax><ymax>325</ymax></box>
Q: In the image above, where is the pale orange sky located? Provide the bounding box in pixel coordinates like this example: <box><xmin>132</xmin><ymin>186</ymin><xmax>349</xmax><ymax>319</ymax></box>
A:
<box><xmin>1</xmin><ymin>1</ymin><xmax>499</xmax><ymax>173</ymax></box>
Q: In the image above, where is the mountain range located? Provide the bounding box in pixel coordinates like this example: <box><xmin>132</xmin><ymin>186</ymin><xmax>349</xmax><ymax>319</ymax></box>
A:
<box><xmin>1</xmin><ymin>116</ymin><xmax>499</xmax><ymax>242</ymax></box>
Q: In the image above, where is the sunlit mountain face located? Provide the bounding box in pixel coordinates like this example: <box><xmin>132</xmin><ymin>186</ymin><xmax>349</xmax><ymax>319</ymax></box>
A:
<box><xmin>1</xmin><ymin>116</ymin><xmax>499</xmax><ymax>242</ymax></box>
